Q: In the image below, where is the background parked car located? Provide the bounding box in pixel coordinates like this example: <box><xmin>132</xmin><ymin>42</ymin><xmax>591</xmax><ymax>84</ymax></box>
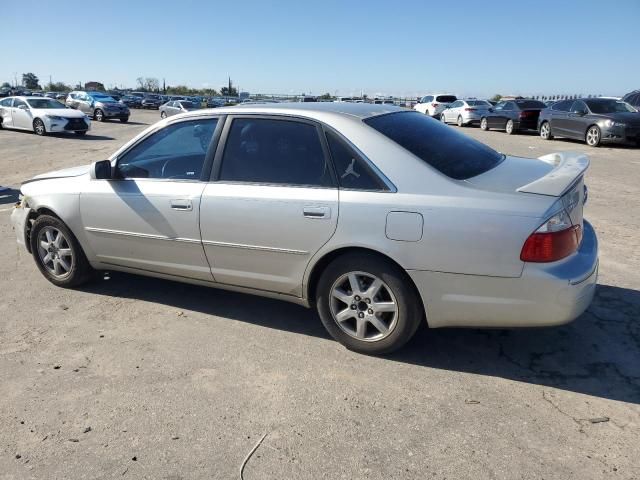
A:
<box><xmin>159</xmin><ymin>100</ymin><xmax>200</xmax><ymax>118</ymax></box>
<box><xmin>141</xmin><ymin>94</ymin><xmax>163</xmax><ymax>109</ymax></box>
<box><xmin>0</xmin><ymin>96</ymin><xmax>90</xmax><ymax>135</ymax></box>
<box><xmin>538</xmin><ymin>98</ymin><xmax>640</xmax><ymax>147</ymax></box>
<box><xmin>622</xmin><ymin>89</ymin><xmax>640</xmax><ymax>112</ymax></box>
<box><xmin>120</xmin><ymin>95</ymin><xmax>142</xmax><ymax>108</ymax></box>
<box><xmin>480</xmin><ymin>99</ymin><xmax>547</xmax><ymax>134</ymax></box>
<box><xmin>414</xmin><ymin>94</ymin><xmax>458</xmax><ymax>117</ymax></box>
<box><xmin>440</xmin><ymin>99</ymin><xmax>493</xmax><ymax>127</ymax></box>
<box><xmin>66</xmin><ymin>91</ymin><xmax>130</xmax><ymax>122</ymax></box>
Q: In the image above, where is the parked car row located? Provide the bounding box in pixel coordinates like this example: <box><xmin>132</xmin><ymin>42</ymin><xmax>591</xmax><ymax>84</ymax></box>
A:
<box><xmin>419</xmin><ymin>92</ymin><xmax>640</xmax><ymax>147</ymax></box>
<box><xmin>0</xmin><ymin>96</ymin><xmax>91</xmax><ymax>135</ymax></box>
<box><xmin>66</xmin><ymin>91</ymin><xmax>130</xmax><ymax>122</ymax></box>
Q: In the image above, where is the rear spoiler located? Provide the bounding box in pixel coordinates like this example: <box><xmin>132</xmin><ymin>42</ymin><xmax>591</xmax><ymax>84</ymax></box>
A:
<box><xmin>517</xmin><ymin>152</ymin><xmax>589</xmax><ymax>197</ymax></box>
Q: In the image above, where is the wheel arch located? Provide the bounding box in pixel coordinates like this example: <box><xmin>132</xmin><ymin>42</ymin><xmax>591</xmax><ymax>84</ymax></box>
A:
<box><xmin>304</xmin><ymin>246</ymin><xmax>427</xmax><ymax>323</ymax></box>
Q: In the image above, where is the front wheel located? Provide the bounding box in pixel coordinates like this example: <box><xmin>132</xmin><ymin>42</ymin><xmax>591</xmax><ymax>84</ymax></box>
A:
<box><xmin>316</xmin><ymin>253</ymin><xmax>423</xmax><ymax>354</ymax></box>
<box><xmin>120</xmin><ymin>116</ymin><xmax>129</xmax><ymax>123</ymax></box>
<box><xmin>586</xmin><ymin>125</ymin><xmax>601</xmax><ymax>147</ymax></box>
<box><xmin>74</xmin><ymin>131</ymin><xmax>87</xmax><ymax>136</ymax></box>
<box><xmin>160</xmin><ymin>111</ymin><xmax>167</xmax><ymax>119</ymax></box>
<box><xmin>33</xmin><ymin>118</ymin><xmax>46</xmax><ymax>136</ymax></box>
<box><xmin>457</xmin><ymin>115</ymin><xmax>464</xmax><ymax>127</ymax></box>
<box><xmin>480</xmin><ymin>117</ymin><xmax>489</xmax><ymax>131</ymax></box>
<box><xmin>505</xmin><ymin>119</ymin><xmax>516</xmax><ymax>135</ymax></box>
<box><xmin>29</xmin><ymin>215</ymin><xmax>93</xmax><ymax>288</ymax></box>
<box><xmin>94</xmin><ymin>109</ymin><xmax>104</xmax><ymax>122</ymax></box>
<box><xmin>540</xmin><ymin>121</ymin><xmax>553</xmax><ymax>140</ymax></box>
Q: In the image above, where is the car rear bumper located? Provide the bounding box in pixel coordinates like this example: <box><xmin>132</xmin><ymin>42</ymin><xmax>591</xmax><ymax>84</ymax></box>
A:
<box><xmin>408</xmin><ymin>220</ymin><xmax>598</xmax><ymax>328</ymax></box>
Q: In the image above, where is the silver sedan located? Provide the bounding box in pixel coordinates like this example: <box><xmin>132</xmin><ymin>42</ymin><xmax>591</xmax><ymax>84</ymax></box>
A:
<box><xmin>440</xmin><ymin>99</ymin><xmax>493</xmax><ymax>126</ymax></box>
<box><xmin>159</xmin><ymin>100</ymin><xmax>199</xmax><ymax>118</ymax></box>
<box><xmin>11</xmin><ymin>103</ymin><xmax>598</xmax><ymax>354</ymax></box>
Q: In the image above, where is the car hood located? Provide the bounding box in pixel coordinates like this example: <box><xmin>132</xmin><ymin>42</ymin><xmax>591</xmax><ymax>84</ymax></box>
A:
<box><xmin>32</xmin><ymin>108</ymin><xmax>86</xmax><ymax>118</ymax></box>
<box><xmin>593</xmin><ymin>112</ymin><xmax>640</xmax><ymax>124</ymax></box>
<box><xmin>30</xmin><ymin>164</ymin><xmax>90</xmax><ymax>181</ymax></box>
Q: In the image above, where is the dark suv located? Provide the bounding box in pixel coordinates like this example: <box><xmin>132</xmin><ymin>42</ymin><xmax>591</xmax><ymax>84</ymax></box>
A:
<box><xmin>622</xmin><ymin>90</ymin><xmax>640</xmax><ymax>112</ymax></box>
<box><xmin>141</xmin><ymin>94</ymin><xmax>163</xmax><ymax>109</ymax></box>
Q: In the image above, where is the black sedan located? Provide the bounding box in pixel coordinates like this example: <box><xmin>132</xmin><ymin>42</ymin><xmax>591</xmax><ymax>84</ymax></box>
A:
<box><xmin>120</xmin><ymin>95</ymin><xmax>142</xmax><ymax>108</ymax></box>
<box><xmin>538</xmin><ymin>98</ymin><xmax>640</xmax><ymax>147</ymax></box>
<box><xmin>480</xmin><ymin>99</ymin><xmax>547</xmax><ymax>134</ymax></box>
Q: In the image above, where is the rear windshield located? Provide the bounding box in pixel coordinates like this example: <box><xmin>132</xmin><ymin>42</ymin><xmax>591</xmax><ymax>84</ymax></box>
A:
<box><xmin>467</xmin><ymin>100</ymin><xmax>491</xmax><ymax>106</ymax></box>
<box><xmin>515</xmin><ymin>100</ymin><xmax>546</xmax><ymax>109</ymax></box>
<box><xmin>365</xmin><ymin>112</ymin><xmax>504</xmax><ymax>180</ymax></box>
<box><xmin>585</xmin><ymin>99</ymin><xmax>635</xmax><ymax>113</ymax></box>
<box><xmin>435</xmin><ymin>95</ymin><xmax>457</xmax><ymax>103</ymax></box>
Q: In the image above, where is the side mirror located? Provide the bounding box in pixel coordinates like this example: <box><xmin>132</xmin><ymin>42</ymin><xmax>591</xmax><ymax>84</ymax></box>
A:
<box><xmin>90</xmin><ymin>160</ymin><xmax>112</xmax><ymax>180</ymax></box>
<box><xmin>18</xmin><ymin>104</ymin><xmax>29</xmax><ymax>110</ymax></box>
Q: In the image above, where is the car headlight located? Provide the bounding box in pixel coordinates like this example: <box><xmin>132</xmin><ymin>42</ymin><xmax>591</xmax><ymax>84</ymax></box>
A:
<box><xmin>46</xmin><ymin>115</ymin><xmax>65</xmax><ymax>121</ymax></box>
<box><xmin>605</xmin><ymin>119</ymin><xmax>626</xmax><ymax>128</ymax></box>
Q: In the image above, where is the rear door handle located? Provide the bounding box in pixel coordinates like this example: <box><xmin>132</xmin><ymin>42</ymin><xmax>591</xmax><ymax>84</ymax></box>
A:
<box><xmin>303</xmin><ymin>206</ymin><xmax>330</xmax><ymax>219</ymax></box>
<box><xmin>170</xmin><ymin>199</ymin><xmax>193</xmax><ymax>211</ymax></box>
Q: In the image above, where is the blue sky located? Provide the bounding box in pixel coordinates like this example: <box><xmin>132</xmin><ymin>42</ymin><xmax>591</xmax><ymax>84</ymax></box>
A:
<box><xmin>2</xmin><ymin>0</ymin><xmax>638</xmax><ymax>98</ymax></box>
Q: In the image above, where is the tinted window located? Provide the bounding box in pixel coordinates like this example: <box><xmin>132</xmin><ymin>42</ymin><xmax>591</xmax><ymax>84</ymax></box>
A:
<box><xmin>26</xmin><ymin>99</ymin><xmax>66</xmax><ymax>109</ymax></box>
<box><xmin>0</xmin><ymin>98</ymin><xmax>12</xmax><ymax>107</ymax></box>
<box><xmin>625</xmin><ymin>94</ymin><xmax>639</xmax><ymax>106</ymax></box>
<box><xmin>570</xmin><ymin>101</ymin><xmax>587</xmax><ymax>114</ymax></box>
<box><xmin>325</xmin><ymin>130</ymin><xmax>386</xmax><ymax>191</ymax></box>
<box><xmin>219</xmin><ymin>118</ymin><xmax>333</xmax><ymax>187</ymax></box>
<box><xmin>117</xmin><ymin>119</ymin><xmax>217</xmax><ymax>180</ymax></box>
<box><xmin>436</xmin><ymin>95</ymin><xmax>457</xmax><ymax>103</ymax></box>
<box><xmin>502</xmin><ymin>102</ymin><xmax>514</xmax><ymax>111</ymax></box>
<box><xmin>365</xmin><ymin>112</ymin><xmax>505</xmax><ymax>180</ymax></box>
<box><xmin>467</xmin><ymin>100</ymin><xmax>491</xmax><ymax>106</ymax></box>
<box><xmin>552</xmin><ymin>100</ymin><xmax>572</xmax><ymax>111</ymax></box>
<box><xmin>13</xmin><ymin>99</ymin><xmax>27</xmax><ymax>108</ymax></box>
<box><xmin>515</xmin><ymin>100</ymin><xmax>546</xmax><ymax>109</ymax></box>
<box><xmin>585</xmin><ymin>99</ymin><xmax>636</xmax><ymax>114</ymax></box>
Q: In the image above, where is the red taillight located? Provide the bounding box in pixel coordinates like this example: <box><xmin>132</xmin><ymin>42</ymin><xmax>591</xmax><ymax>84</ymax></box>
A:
<box><xmin>520</xmin><ymin>224</ymin><xmax>582</xmax><ymax>262</ymax></box>
<box><xmin>432</xmin><ymin>103</ymin><xmax>439</xmax><ymax>107</ymax></box>
<box><xmin>519</xmin><ymin>110</ymin><xmax>537</xmax><ymax>118</ymax></box>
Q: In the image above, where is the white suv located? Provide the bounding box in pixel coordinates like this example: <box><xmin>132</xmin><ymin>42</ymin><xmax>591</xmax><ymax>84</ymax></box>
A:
<box><xmin>414</xmin><ymin>94</ymin><xmax>458</xmax><ymax>117</ymax></box>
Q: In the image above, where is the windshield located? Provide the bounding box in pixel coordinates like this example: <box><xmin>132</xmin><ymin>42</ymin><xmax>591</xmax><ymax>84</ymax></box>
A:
<box><xmin>467</xmin><ymin>100</ymin><xmax>491</xmax><ymax>107</ymax></box>
<box><xmin>26</xmin><ymin>99</ymin><xmax>66</xmax><ymax>109</ymax></box>
<box><xmin>515</xmin><ymin>100</ymin><xmax>546</xmax><ymax>109</ymax></box>
<box><xmin>365</xmin><ymin>112</ymin><xmax>504</xmax><ymax>180</ymax></box>
<box><xmin>585</xmin><ymin>99</ymin><xmax>635</xmax><ymax>114</ymax></box>
<box><xmin>89</xmin><ymin>93</ymin><xmax>116</xmax><ymax>102</ymax></box>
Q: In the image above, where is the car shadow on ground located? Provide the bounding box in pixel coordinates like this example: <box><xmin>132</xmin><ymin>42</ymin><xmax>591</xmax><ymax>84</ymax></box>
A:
<box><xmin>46</xmin><ymin>133</ymin><xmax>116</xmax><ymax>141</ymax></box>
<box><xmin>0</xmin><ymin>188</ymin><xmax>20</xmax><ymax>205</ymax></box>
<box><xmin>105</xmin><ymin>121</ymin><xmax>149</xmax><ymax>126</ymax></box>
<box><xmin>82</xmin><ymin>275</ymin><xmax>640</xmax><ymax>404</ymax></box>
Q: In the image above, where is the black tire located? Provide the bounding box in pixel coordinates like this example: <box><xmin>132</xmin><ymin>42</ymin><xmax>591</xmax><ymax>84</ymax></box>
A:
<box><xmin>585</xmin><ymin>125</ymin><xmax>601</xmax><ymax>147</ymax></box>
<box><xmin>457</xmin><ymin>115</ymin><xmax>464</xmax><ymax>127</ymax></box>
<box><xmin>315</xmin><ymin>252</ymin><xmax>423</xmax><ymax>355</ymax></box>
<box><xmin>33</xmin><ymin>118</ymin><xmax>46</xmax><ymax>136</ymax></box>
<box><xmin>30</xmin><ymin>215</ymin><xmax>93</xmax><ymax>288</ymax></box>
<box><xmin>74</xmin><ymin>131</ymin><xmax>87</xmax><ymax>136</ymax></box>
<box><xmin>94</xmin><ymin>109</ymin><xmax>104</xmax><ymax>122</ymax></box>
<box><xmin>480</xmin><ymin>117</ymin><xmax>489</xmax><ymax>131</ymax></box>
<box><xmin>120</xmin><ymin>116</ymin><xmax>129</xmax><ymax>123</ymax></box>
<box><xmin>540</xmin><ymin>121</ymin><xmax>553</xmax><ymax>140</ymax></box>
<box><xmin>505</xmin><ymin>119</ymin><xmax>516</xmax><ymax>135</ymax></box>
<box><xmin>160</xmin><ymin>111</ymin><xmax>167</xmax><ymax>119</ymax></box>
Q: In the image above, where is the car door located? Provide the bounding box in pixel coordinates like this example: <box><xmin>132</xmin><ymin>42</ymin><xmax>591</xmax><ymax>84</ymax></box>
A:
<box><xmin>444</xmin><ymin>101</ymin><xmax>457</xmax><ymax>122</ymax></box>
<box><xmin>199</xmin><ymin>115</ymin><xmax>339</xmax><ymax>296</ymax></box>
<box><xmin>487</xmin><ymin>102</ymin><xmax>504</xmax><ymax>127</ymax></box>
<box><xmin>10</xmin><ymin>98</ymin><xmax>33</xmax><ymax>129</ymax></box>
<box><xmin>0</xmin><ymin>97</ymin><xmax>14</xmax><ymax>127</ymax></box>
<box><xmin>565</xmin><ymin>100</ymin><xmax>589</xmax><ymax>139</ymax></box>
<box><xmin>546</xmin><ymin>100</ymin><xmax>570</xmax><ymax>136</ymax></box>
<box><xmin>80</xmin><ymin>116</ymin><xmax>221</xmax><ymax>280</ymax></box>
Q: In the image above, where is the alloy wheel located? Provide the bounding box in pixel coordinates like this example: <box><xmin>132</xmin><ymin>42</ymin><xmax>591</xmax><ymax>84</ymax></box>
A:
<box><xmin>441</xmin><ymin>114</ymin><xmax>446</xmax><ymax>123</ymax></box>
<box><xmin>481</xmin><ymin>118</ymin><xmax>488</xmax><ymax>130</ymax></box>
<box><xmin>37</xmin><ymin>226</ymin><xmax>74</xmax><ymax>279</ymax></box>
<box><xmin>586</xmin><ymin>127</ymin><xmax>600</xmax><ymax>146</ymax></box>
<box><xmin>329</xmin><ymin>271</ymin><xmax>399</xmax><ymax>342</ymax></box>
<box><xmin>95</xmin><ymin>109</ymin><xmax>104</xmax><ymax>121</ymax></box>
<box><xmin>540</xmin><ymin>122</ymin><xmax>550</xmax><ymax>139</ymax></box>
<box><xmin>34</xmin><ymin>119</ymin><xmax>45</xmax><ymax>135</ymax></box>
<box><xmin>457</xmin><ymin>116</ymin><xmax>463</xmax><ymax>127</ymax></box>
<box><xmin>506</xmin><ymin>120</ymin><xmax>514</xmax><ymax>134</ymax></box>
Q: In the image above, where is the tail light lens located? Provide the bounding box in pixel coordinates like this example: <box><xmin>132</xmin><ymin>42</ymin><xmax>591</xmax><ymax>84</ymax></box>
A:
<box><xmin>432</xmin><ymin>103</ymin><xmax>439</xmax><ymax>108</ymax></box>
<box><xmin>520</xmin><ymin>209</ymin><xmax>582</xmax><ymax>262</ymax></box>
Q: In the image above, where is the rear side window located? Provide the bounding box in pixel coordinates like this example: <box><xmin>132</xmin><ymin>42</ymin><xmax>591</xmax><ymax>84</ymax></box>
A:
<box><xmin>552</xmin><ymin>100</ymin><xmax>572</xmax><ymax>111</ymax></box>
<box><xmin>219</xmin><ymin>118</ymin><xmax>334</xmax><ymax>187</ymax></box>
<box><xmin>436</xmin><ymin>95</ymin><xmax>457</xmax><ymax>103</ymax></box>
<box><xmin>325</xmin><ymin>131</ymin><xmax>387</xmax><ymax>191</ymax></box>
<box><xmin>365</xmin><ymin>112</ymin><xmax>504</xmax><ymax>180</ymax></box>
<box><xmin>515</xmin><ymin>100</ymin><xmax>546</xmax><ymax>109</ymax></box>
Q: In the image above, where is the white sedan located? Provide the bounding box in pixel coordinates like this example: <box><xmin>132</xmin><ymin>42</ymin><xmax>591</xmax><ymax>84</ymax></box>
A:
<box><xmin>0</xmin><ymin>96</ymin><xmax>91</xmax><ymax>136</ymax></box>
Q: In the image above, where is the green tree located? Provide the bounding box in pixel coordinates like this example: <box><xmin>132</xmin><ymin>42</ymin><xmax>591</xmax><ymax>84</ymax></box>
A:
<box><xmin>490</xmin><ymin>94</ymin><xmax>502</xmax><ymax>102</ymax></box>
<box><xmin>22</xmin><ymin>72</ymin><xmax>40</xmax><ymax>90</ymax></box>
<box><xmin>1</xmin><ymin>82</ymin><xmax>11</xmax><ymax>89</ymax></box>
<box><xmin>45</xmin><ymin>81</ymin><xmax>72</xmax><ymax>92</ymax></box>
<box><xmin>220</xmin><ymin>86</ymin><xmax>238</xmax><ymax>96</ymax></box>
<box><xmin>318</xmin><ymin>92</ymin><xmax>333</xmax><ymax>100</ymax></box>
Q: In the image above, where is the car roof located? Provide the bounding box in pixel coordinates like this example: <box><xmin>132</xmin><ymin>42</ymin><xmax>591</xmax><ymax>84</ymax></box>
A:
<box><xmin>187</xmin><ymin>102</ymin><xmax>404</xmax><ymax>120</ymax></box>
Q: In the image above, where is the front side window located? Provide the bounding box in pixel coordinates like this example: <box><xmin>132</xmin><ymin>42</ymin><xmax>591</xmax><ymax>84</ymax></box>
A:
<box><xmin>117</xmin><ymin>119</ymin><xmax>217</xmax><ymax>180</ymax></box>
<box><xmin>570</xmin><ymin>101</ymin><xmax>588</xmax><ymax>114</ymax></box>
<box><xmin>502</xmin><ymin>102</ymin><xmax>514</xmax><ymax>111</ymax></box>
<box><xmin>13</xmin><ymin>99</ymin><xmax>27</xmax><ymax>108</ymax></box>
<box><xmin>325</xmin><ymin>130</ymin><xmax>386</xmax><ymax>191</ymax></box>
<box><xmin>364</xmin><ymin>111</ymin><xmax>504</xmax><ymax>180</ymax></box>
<box><xmin>0</xmin><ymin>98</ymin><xmax>12</xmax><ymax>107</ymax></box>
<box><xmin>219</xmin><ymin>118</ymin><xmax>334</xmax><ymax>187</ymax></box>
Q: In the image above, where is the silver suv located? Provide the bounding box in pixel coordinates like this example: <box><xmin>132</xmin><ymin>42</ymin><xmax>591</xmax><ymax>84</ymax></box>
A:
<box><xmin>66</xmin><ymin>91</ymin><xmax>130</xmax><ymax>123</ymax></box>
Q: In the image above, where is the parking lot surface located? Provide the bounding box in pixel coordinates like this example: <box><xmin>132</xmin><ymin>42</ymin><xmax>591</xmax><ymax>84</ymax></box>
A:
<box><xmin>1</xmin><ymin>110</ymin><xmax>639</xmax><ymax>479</ymax></box>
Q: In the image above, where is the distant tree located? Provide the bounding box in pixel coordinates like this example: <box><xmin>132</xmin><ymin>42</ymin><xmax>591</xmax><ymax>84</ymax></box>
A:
<box><xmin>318</xmin><ymin>92</ymin><xmax>333</xmax><ymax>100</ymax></box>
<box><xmin>84</xmin><ymin>81</ymin><xmax>105</xmax><ymax>91</ymax></box>
<box><xmin>144</xmin><ymin>77</ymin><xmax>159</xmax><ymax>92</ymax></box>
<box><xmin>45</xmin><ymin>81</ymin><xmax>72</xmax><ymax>92</ymax></box>
<box><xmin>1</xmin><ymin>81</ymin><xmax>11</xmax><ymax>89</ymax></box>
<box><xmin>22</xmin><ymin>72</ymin><xmax>40</xmax><ymax>90</ymax></box>
<box><xmin>490</xmin><ymin>94</ymin><xmax>502</xmax><ymax>102</ymax></box>
<box><xmin>220</xmin><ymin>86</ymin><xmax>238</xmax><ymax>96</ymax></box>
<box><xmin>136</xmin><ymin>77</ymin><xmax>145</xmax><ymax>90</ymax></box>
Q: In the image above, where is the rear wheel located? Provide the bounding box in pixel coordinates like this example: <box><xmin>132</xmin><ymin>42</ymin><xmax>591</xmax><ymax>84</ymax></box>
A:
<box><xmin>160</xmin><ymin>111</ymin><xmax>167</xmax><ymax>119</ymax></box>
<box><xmin>540</xmin><ymin>121</ymin><xmax>553</xmax><ymax>140</ymax></box>
<box><xmin>585</xmin><ymin>125</ymin><xmax>601</xmax><ymax>147</ymax></box>
<box><xmin>94</xmin><ymin>109</ymin><xmax>104</xmax><ymax>122</ymax></box>
<box><xmin>33</xmin><ymin>118</ymin><xmax>46</xmax><ymax>136</ymax></box>
<box><xmin>316</xmin><ymin>252</ymin><xmax>423</xmax><ymax>355</ymax></box>
<box><xmin>480</xmin><ymin>117</ymin><xmax>489</xmax><ymax>131</ymax></box>
<box><xmin>505</xmin><ymin>119</ymin><xmax>516</xmax><ymax>135</ymax></box>
<box><xmin>29</xmin><ymin>215</ymin><xmax>93</xmax><ymax>288</ymax></box>
<box><xmin>457</xmin><ymin>115</ymin><xmax>464</xmax><ymax>127</ymax></box>
<box><xmin>74</xmin><ymin>131</ymin><xmax>87</xmax><ymax>136</ymax></box>
<box><xmin>120</xmin><ymin>116</ymin><xmax>129</xmax><ymax>123</ymax></box>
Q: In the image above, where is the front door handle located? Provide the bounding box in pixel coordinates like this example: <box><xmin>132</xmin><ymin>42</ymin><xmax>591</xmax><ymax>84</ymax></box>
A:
<box><xmin>303</xmin><ymin>206</ymin><xmax>330</xmax><ymax>219</ymax></box>
<box><xmin>170</xmin><ymin>199</ymin><xmax>193</xmax><ymax>211</ymax></box>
